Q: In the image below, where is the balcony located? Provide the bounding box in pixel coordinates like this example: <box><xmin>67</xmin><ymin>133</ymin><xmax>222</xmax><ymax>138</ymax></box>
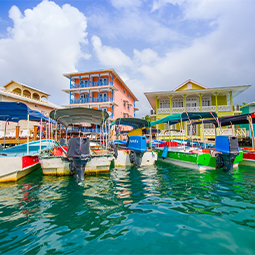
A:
<box><xmin>157</xmin><ymin>105</ymin><xmax>232</xmax><ymax>115</ymax></box>
<box><xmin>70</xmin><ymin>81</ymin><xmax>113</xmax><ymax>89</ymax></box>
<box><xmin>70</xmin><ymin>96</ymin><xmax>113</xmax><ymax>104</ymax></box>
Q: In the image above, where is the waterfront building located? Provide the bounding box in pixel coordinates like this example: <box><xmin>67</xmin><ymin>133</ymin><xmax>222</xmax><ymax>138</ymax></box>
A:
<box><xmin>62</xmin><ymin>69</ymin><xmax>138</xmax><ymax>120</ymax></box>
<box><xmin>144</xmin><ymin>79</ymin><xmax>251</xmax><ymax>140</ymax></box>
<box><xmin>0</xmin><ymin>80</ymin><xmax>60</xmax><ymax>140</ymax></box>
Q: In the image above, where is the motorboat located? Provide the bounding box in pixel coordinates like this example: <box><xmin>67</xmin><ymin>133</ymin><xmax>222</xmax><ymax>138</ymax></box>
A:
<box><xmin>110</xmin><ymin>117</ymin><xmax>157</xmax><ymax>167</ymax></box>
<box><xmin>0</xmin><ymin>102</ymin><xmax>55</xmax><ymax>182</ymax></box>
<box><xmin>151</xmin><ymin>112</ymin><xmax>243</xmax><ymax>171</ymax></box>
<box><xmin>39</xmin><ymin>107</ymin><xmax>114</xmax><ymax>182</ymax></box>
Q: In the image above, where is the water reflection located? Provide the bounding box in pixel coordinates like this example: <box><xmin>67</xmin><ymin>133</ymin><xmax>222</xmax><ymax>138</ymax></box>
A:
<box><xmin>0</xmin><ymin>163</ymin><xmax>254</xmax><ymax>254</ymax></box>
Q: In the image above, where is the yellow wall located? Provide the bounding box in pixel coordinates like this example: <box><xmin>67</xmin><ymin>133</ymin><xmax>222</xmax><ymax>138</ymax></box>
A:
<box><xmin>211</xmin><ymin>95</ymin><xmax>227</xmax><ymax>105</ymax></box>
<box><xmin>176</xmin><ymin>82</ymin><xmax>205</xmax><ymax>91</ymax></box>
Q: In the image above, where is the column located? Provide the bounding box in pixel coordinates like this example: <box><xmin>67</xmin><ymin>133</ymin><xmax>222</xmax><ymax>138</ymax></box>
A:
<box><xmin>156</xmin><ymin>96</ymin><xmax>159</xmax><ymax>115</ymax></box>
<box><xmin>170</xmin><ymin>95</ymin><xmax>172</xmax><ymax>114</ymax></box>
<box><xmin>230</xmin><ymin>91</ymin><xmax>233</xmax><ymax>112</ymax></box>
<box><xmin>79</xmin><ymin>75</ymin><xmax>81</xmax><ymax>87</ymax></box>
<box><xmin>215</xmin><ymin>93</ymin><xmax>218</xmax><ymax>113</ymax></box>
<box><xmin>184</xmin><ymin>94</ymin><xmax>187</xmax><ymax>112</ymax></box>
<box><xmin>89</xmin><ymin>74</ymin><xmax>91</xmax><ymax>87</ymax></box>
<box><xmin>200</xmin><ymin>93</ymin><xmax>202</xmax><ymax>111</ymax></box>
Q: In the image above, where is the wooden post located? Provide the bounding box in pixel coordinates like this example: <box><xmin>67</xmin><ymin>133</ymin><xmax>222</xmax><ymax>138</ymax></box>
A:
<box><xmin>33</xmin><ymin>126</ymin><xmax>38</xmax><ymax>141</ymax></box>
<box><xmin>16</xmin><ymin>126</ymin><xmax>20</xmax><ymax>139</ymax></box>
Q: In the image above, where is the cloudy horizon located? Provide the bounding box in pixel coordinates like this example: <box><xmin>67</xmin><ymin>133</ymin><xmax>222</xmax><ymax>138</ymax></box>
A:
<box><xmin>0</xmin><ymin>0</ymin><xmax>254</xmax><ymax>117</ymax></box>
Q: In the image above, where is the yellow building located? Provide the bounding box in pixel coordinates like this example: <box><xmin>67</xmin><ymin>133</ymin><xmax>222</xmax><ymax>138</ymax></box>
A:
<box><xmin>144</xmin><ymin>79</ymin><xmax>251</xmax><ymax>140</ymax></box>
<box><xmin>0</xmin><ymin>80</ymin><xmax>60</xmax><ymax>137</ymax></box>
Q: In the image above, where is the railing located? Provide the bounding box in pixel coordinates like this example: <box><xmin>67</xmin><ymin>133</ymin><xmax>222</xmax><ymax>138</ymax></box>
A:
<box><xmin>70</xmin><ymin>96</ymin><xmax>113</xmax><ymax>104</ymax></box>
<box><xmin>157</xmin><ymin>108</ymin><xmax>170</xmax><ymax>114</ymax></box>
<box><xmin>158</xmin><ymin>128</ymin><xmax>246</xmax><ymax>139</ymax></box>
<box><xmin>70</xmin><ymin>81</ymin><xmax>113</xmax><ymax>89</ymax></box>
<box><xmin>172</xmin><ymin>107</ymin><xmax>185</xmax><ymax>113</ymax></box>
<box><xmin>204</xmin><ymin>128</ymin><xmax>246</xmax><ymax>137</ymax></box>
<box><xmin>158</xmin><ymin>105</ymin><xmax>232</xmax><ymax>115</ymax></box>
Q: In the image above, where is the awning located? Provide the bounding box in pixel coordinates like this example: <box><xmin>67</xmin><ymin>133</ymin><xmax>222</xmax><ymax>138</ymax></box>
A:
<box><xmin>192</xmin><ymin>113</ymin><xmax>255</xmax><ymax>127</ymax></box>
<box><xmin>111</xmin><ymin>117</ymin><xmax>150</xmax><ymax>129</ymax></box>
<box><xmin>49</xmin><ymin>107</ymin><xmax>109</xmax><ymax>127</ymax></box>
<box><xmin>0</xmin><ymin>102</ymin><xmax>54</xmax><ymax>123</ymax></box>
<box><xmin>151</xmin><ymin>112</ymin><xmax>217</xmax><ymax>126</ymax></box>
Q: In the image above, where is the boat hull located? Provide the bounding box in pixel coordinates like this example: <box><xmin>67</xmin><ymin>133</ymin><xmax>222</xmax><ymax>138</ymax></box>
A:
<box><xmin>0</xmin><ymin>156</ymin><xmax>40</xmax><ymax>182</ymax></box>
<box><xmin>40</xmin><ymin>155</ymin><xmax>114</xmax><ymax>176</ymax></box>
<box><xmin>114</xmin><ymin>150</ymin><xmax>158</xmax><ymax>167</ymax></box>
<box><xmin>239</xmin><ymin>151</ymin><xmax>255</xmax><ymax>166</ymax></box>
<box><xmin>154</xmin><ymin>148</ymin><xmax>242</xmax><ymax>171</ymax></box>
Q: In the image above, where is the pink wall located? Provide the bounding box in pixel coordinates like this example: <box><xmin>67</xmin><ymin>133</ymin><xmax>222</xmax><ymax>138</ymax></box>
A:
<box><xmin>113</xmin><ymin>79</ymin><xmax>135</xmax><ymax>119</ymax></box>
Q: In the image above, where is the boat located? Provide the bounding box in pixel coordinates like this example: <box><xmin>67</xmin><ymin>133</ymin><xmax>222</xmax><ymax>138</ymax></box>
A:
<box><xmin>0</xmin><ymin>102</ymin><xmax>55</xmax><ymax>182</ymax></box>
<box><xmin>110</xmin><ymin>118</ymin><xmax>158</xmax><ymax>167</ymax></box>
<box><xmin>192</xmin><ymin>112</ymin><xmax>255</xmax><ymax>167</ymax></box>
<box><xmin>39</xmin><ymin>107</ymin><xmax>114</xmax><ymax>182</ymax></box>
<box><xmin>151</xmin><ymin>112</ymin><xmax>243</xmax><ymax>171</ymax></box>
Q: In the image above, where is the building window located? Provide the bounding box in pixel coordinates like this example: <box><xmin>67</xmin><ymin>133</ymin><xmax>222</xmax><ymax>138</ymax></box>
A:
<box><xmin>123</xmin><ymin>89</ymin><xmax>125</xmax><ymax>94</ymax></box>
<box><xmin>202</xmin><ymin>97</ymin><xmax>211</xmax><ymax>106</ymax></box>
<box><xmin>159</xmin><ymin>99</ymin><xmax>170</xmax><ymax>109</ymax></box>
<box><xmin>187</xmin><ymin>83</ymin><xmax>192</xmax><ymax>89</ymax></box>
<box><xmin>123</xmin><ymin>101</ymin><xmax>126</xmax><ymax>107</ymax></box>
<box><xmin>127</xmin><ymin>93</ymin><xmax>129</xmax><ymax>98</ymax></box>
<box><xmin>186</xmin><ymin>98</ymin><xmax>198</xmax><ymax>107</ymax></box>
<box><xmin>173</xmin><ymin>98</ymin><xmax>184</xmax><ymax>108</ymax></box>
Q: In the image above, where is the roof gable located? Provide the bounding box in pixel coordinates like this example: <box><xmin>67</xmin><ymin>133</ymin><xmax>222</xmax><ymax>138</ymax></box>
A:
<box><xmin>173</xmin><ymin>79</ymin><xmax>208</xmax><ymax>91</ymax></box>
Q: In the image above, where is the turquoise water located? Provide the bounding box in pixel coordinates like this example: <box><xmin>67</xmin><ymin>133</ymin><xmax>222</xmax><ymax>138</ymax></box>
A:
<box><xmin>0</xmin><ymin>163</ymin><xmax>255</xmax><ymax>254</ymax></box>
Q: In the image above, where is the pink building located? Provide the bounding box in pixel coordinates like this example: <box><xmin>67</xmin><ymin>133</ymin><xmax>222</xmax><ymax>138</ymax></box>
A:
<box><xmin>62</xmin><ymin>69</ymin><xmax>138</xmax><ymax>120</ymax></box>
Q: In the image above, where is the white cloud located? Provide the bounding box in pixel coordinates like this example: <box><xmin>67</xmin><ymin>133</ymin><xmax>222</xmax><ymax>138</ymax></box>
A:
<box><xmin>0</xmin><ymin>0</ymin><xmax>89</xmax><ymax>105</ymax></box>
<box><xmin>91</xmin><ymin>35</ymin><xmax>133</xmax><ymax>68</ymax></box>
<box><xmin>110</xmin><ymin>0</ymin><xmax>143</xmax><ymax>9</ymax></box>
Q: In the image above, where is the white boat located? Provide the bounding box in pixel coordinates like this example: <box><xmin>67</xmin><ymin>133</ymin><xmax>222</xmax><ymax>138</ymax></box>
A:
<box><xmin>0</xmin><ymin>102</ymin><xmax>55</xmax><ymax>182</ymax></box>
<box><xmin>110</xmin><ymin>118</ymin><xmax>157</xmax><ymax>167</ymax></box>
<box><xmin>39</xmin><ymin>108</ymin><xmax>114</xmax><ymax>181</ymax></box>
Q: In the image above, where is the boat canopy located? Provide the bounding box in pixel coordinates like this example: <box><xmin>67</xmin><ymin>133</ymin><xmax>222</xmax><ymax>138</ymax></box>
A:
<box><xmin>151</xmin><ymin>112</ymin><xmax>217</xmax><ymax>126</ymax></box>
<box><xmin>0</xmin><ymin>102</ymin><xmax>54</xmax><ymax>123</ymax></box>
<box><xmin>111</xmin><ymin>117</ymin><xmax>150</xmax><ymax>129</ymax></box>
<box><xmin>192</xmin><ymin>113</ymin><xmax>255</xmax><ymax>127</ymax></box>
<box><xmin>49</xmin><ymin>108</ymin><xmax>109</xmax><ymax>127</ymax></box>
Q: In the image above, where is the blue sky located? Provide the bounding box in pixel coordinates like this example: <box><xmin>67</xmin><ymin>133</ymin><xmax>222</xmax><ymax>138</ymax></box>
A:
<box><xmin>0</xmin><ymin>0</ymin><xmax>255</xmax><ymax>117</ymax></box>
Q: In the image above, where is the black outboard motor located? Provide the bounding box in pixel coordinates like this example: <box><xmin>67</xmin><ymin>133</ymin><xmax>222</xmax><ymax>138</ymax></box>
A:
<box><xmin>67</xmin><ymin>137</ymin><xmax>91</xmax><ymax>182</ymax></box>
<box><xmin>215</xmin><ymin>136</ymin><xmax>239</xmax><ymax>172</ymax></box>
<box><xmin>109</xmin><ymin>141</ymin><xmax>118</xmax><ymax>159</ymax></box>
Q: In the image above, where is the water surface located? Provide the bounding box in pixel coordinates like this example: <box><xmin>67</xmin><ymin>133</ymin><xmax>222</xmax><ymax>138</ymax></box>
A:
<box><xmin>0</xmin><ymin>163</ymin><xmax>254</xmax><ymax>254</ymax></box>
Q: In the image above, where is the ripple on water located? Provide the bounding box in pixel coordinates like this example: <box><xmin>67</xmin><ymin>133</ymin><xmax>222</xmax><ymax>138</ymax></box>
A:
<box><xmin>0</xmin><ymin>164</ymin><xmax>255</xmax><ymax>254</ymax></box>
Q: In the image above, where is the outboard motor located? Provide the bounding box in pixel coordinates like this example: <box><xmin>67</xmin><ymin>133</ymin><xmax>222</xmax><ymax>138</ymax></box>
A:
<box><xmin>67</xmin><ymin>137</ymin><xmax>91</xmax><ymax>182</ymax></box>
<box><xmin>109</xmin><ymin>141</ymin><xmax>118</xmax><ymax>159</ymax></box>
<box><xmin>215</xmin><ymin>136</ymin><xmax>239</xmax><ymax>172</ymax></box>
<box><xmin>127</xmin><ymin>136</ymin><xmax>147</xmax><ymax>168</ymax></box>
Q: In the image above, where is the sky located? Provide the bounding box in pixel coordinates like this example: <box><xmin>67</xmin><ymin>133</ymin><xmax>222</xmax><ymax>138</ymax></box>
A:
<box><xmin>0</xmin><ymin>0</ymin><xmax>255</xmax><ymax>117</ymax></box>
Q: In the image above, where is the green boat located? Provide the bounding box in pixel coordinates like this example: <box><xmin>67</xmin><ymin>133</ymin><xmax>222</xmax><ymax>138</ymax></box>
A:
<box><xmin>151</xmin><ymin>112</ymin><xmax>243</xmax><ymax>171</ymax></box>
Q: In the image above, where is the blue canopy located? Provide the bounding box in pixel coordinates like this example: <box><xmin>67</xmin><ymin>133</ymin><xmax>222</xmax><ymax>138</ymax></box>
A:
<box><xmin>151</xmin><ymin>112</ymin><xmax>218</xmax><ymax>126</ymax></box>
<box><xmin>0</xmin><ymin>102</ymin><xmax>55</xmax><ymax>123</ymax></box>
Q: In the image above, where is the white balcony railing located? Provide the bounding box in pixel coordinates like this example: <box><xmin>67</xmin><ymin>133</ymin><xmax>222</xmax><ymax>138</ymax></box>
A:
<box><xmin>157</xmin><ymin>105</ymin><xmax>232</xmax><ymax>115</ymax></box>
<box><xmin>157</xmin><ymin>108</ymin><xmax>170</xmax><ymax>115</ymax></box>
<box><xmin>218</xmin><ymin>105</ymin><xmax>231</xmax><ymax>112</ymax></box>
<box><xmin>172</xmin><ymin>107</ymin><xmax>185</xmax><ymax>113</ymax></box>
<box><xmin>202</xmin><ymin>106</ymin><xmax>216</xmax><ymax>112</ymax></box>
